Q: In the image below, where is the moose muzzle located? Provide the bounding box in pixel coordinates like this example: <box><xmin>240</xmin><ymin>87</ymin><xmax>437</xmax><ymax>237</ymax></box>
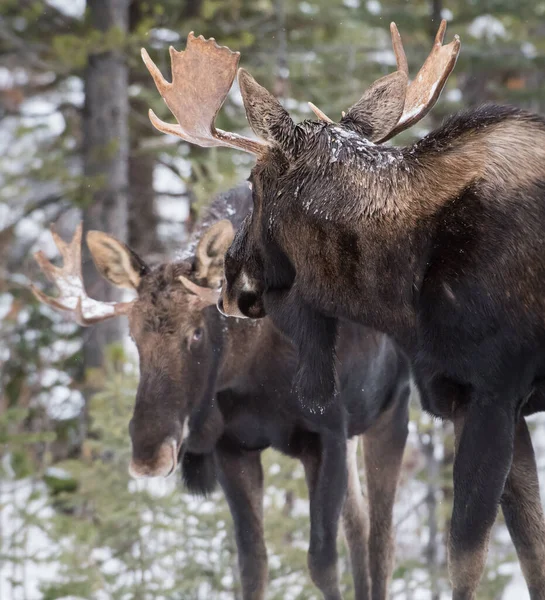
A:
<box><xmin>128</xmin><ymin>410</ymin><xmax>190</xmax><ymax>479</ymax></box>
<box><xmin>218</xmin><ymin>274</ymin><xmax>266</xmax><ymax>319</ymax></box>
<box><xmin>128</xmin><ymin>437</ymin><xmax>179</xmax><ymax>479</ymax></box>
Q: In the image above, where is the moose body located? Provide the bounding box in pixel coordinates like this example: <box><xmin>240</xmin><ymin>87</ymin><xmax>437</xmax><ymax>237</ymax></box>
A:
<box><xmin>182</xmin><ymin>309</ymin><xmax>410</xmax><ymax>600</ymax></box>
<box><xmin>136</xmin><ymin>21</ymin><xmax>545</xmax><ymax>600</ymax></box>
<box><xmin>223</xmin><ymin>105</ymin><xmax>545</xmax><ymax>598</ymax></box>
<box><xmin>32</xmin><ymin>186</ymin><xmax>412</xmax><ymax>600</ymax></box>
<box><xmin>222</xmin><ymin>58</ymin><xmax>545</xmax><ymax>600</ymax></box>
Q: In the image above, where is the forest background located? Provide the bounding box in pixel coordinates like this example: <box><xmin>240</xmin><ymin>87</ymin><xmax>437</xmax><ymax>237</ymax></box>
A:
<box><xmin>1</xmin><ymin>0</ymin><xmax>545</xmax><ymax>598</ymax></box>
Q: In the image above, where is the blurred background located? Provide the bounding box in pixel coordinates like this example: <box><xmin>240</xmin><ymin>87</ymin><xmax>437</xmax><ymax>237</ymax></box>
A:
<box><xmin>1</xmin><ymin>0</ymin><xmax>545</xmax><ymax>598</ymax></box>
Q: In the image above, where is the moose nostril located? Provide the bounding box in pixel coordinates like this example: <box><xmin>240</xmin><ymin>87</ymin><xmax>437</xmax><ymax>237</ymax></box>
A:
<box><xmin>238</xmin><ymin>291</ymin><xmax>258</xmax><ymax>315</ymax></box>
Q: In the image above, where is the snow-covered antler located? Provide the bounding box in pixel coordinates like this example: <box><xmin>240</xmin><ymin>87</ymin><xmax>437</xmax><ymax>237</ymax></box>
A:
<box><xmin>31</xmin><ymin>223</ymin><xmax>134</xmax><ymax>325</ymax></box>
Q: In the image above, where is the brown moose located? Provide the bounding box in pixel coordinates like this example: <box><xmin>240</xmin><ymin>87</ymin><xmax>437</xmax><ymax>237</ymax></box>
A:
<box><xmin>31</xmin><ymin>187</ymin><xmax>411</xmax><ymax>600</ymax></box>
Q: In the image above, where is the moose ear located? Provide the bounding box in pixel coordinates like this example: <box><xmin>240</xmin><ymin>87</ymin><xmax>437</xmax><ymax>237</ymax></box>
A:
<box><xmin>86</xmin><ymin>231</ymin><xmax>149</xmax><ymax>290</ymax></box>
<box><xmin>194</xmin><ymin>220</ymin><xmax>235</xmax><ymax>287</ymax></box>
<box><xmin>341</xmin><ymin>71</ymin><xmax>408</xmax><ymax>142</ymax></box>
<box><xmin>238</xmin><ymin>69</ymin><xmax>296</xmax><ymax>149</ymax></box>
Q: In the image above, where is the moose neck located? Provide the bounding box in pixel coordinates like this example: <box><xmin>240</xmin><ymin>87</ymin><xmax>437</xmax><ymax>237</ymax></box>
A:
<box><xmin>216</xmin><ymin>315</ymin><xmax>269</xmax><ymax>391</ymax></box>
<box><xmin>280</xmin><ymin>125</ymin><xmax>488</xmax><ymax>350</ymax></box>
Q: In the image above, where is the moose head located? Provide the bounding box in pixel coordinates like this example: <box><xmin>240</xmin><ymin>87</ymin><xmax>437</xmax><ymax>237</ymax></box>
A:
<box><xmin>31</xmin><ymin>221</ymin><xmax>235</xmax><ymax>478</ymax></box>
<box><xmin>141</xmin><ymin>22</ymin><xmax>460</xmax><ymax>322</ymax></box>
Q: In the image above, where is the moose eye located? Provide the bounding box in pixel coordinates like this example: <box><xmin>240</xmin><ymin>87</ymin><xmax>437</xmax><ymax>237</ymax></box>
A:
<box><xmin>191</xmin><ymin>327</ymin><xmax>203</xmax><ymax>344</ymax></box>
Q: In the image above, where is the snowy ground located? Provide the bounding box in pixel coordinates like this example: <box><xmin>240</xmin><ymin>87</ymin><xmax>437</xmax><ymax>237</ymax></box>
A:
<box><xmin>3</xmin><ymin>415</ymin><xmax>545</xmax><ymax>600</ymax></box>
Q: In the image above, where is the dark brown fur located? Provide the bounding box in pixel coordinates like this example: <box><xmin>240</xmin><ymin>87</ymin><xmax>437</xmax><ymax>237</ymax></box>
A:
<box><xmin>222</xmin><ymin>103</ymin><xmax>545</xmax><ymax>599</ymax></box>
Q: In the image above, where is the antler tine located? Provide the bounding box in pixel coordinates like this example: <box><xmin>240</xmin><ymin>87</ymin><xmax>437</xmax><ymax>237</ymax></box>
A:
<box><xmin>434</xmin><ymin>18</ymin><xmax>447</xmax><ymax>45</ymax></box>
<box><xmin>142</xmin><ymin>33</ymin><xmax>268</xmax><ymax>155</ymax></box>
<box><xmin>308</xmin><ymin>102</ymin><xmax>334</xmax><ymax>124</ymax></box>
<box><xmin>178</xmin><ymin>275</ymin><xmax>220</xmax><ymax>308</ymax></box>
<box><xmin>307</xmin><ymin>22</ymin><xmax>411</xmax><ymax>126</ymax></box>
<box><xmin>31</xmin><ymin>223</ymin><xmax>134</xmax><ymax>326</ymax></box>
<box><xmin>141</xmin><ymin>47</ymin><xmax>171</xmax><ymax>96</ymax></box>
<box><xmin>390</xmin><ymin>22</ymin><xmax>409</xmax><ymax>76</ymax></box>
<box><xmin>377</xmin><ymin>19</ymin><xmax>460</xmax><ymax>142</ymax></box>
<box><xmin>51</xmin><ymin>224</ymin><xmax>80</xmax><ymax>276</ymax></box>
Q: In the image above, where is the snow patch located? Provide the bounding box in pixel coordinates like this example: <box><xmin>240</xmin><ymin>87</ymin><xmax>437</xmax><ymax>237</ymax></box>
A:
<box><xmin>46</xmin><ymin>0</ymin><xmax>85</xmax><ymax>18</ymax></box>
<box><xmin>468</xmin><ymin>15</ymin><xmax>507</xmax><ymax>41</ymax></box>
<box><xmin>366</xmin><ymin>0</ymin><xmax>381</xmax><ymax>15</ymax></box>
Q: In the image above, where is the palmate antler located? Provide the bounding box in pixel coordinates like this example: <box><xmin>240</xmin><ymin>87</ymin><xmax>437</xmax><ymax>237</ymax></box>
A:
<box><xmin>142</xmin><ymin>22</ymin><xmax>459</xmax><ymax>152</ymax></box>
<box><xmin>381</xmin><ymin>20</ymin><xmax>461</xmax><ymax>141</ymax></box>
<box><xmin>141</xmin><ymin>33</ymin><xmax>268</xmax><ymax>155</ymax></box>
<box><xmin>31</xmin><ymin>223</ymin><xmax>134</xmax><ymax>325</ymax></box>
<box><xmin>309</xmin><ymin>19</ymin><xmax>461</xmax><ymax>142</ymax></box>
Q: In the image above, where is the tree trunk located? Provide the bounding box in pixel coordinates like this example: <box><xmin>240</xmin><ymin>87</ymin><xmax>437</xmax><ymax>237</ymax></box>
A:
<box><xmin>273</xmin><ymin>0</ymin><xmax>288</xmax><ymax>100</ymax></box>
<box><xmin>82</xmin><ymin>0</ymin><xmax>130</xmax><ymax>369</ymax></box>
<box><xmin>430</xmin><ymin>0</ymin><xmax>442</xmax><ymax>32</ymax></box>
<box><xmin>127</xmin><ymin>1</ymin><xmax>164</xmax><ymax>261</ymax></box>
<box><xmin>127</xmin><ymin>145</ymin><xmax>162</xmax><ymax>259</ymax></box>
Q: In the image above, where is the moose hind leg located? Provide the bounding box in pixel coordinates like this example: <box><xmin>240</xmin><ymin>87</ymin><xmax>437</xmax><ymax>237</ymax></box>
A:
<box><xmin>449</xmin><ymin>394</ymin><xmax>516</xmax><ymax>600</ymax></box>
<box><xmin>501</xmin><ymin>417</ymin><xmax>545</xmax><ymax>600</ymax></box>
<box><xmin>302</xmin><ymin>431</ymin><xmax>347</xmax><ymax>600</ymax></box>
<box><xmin>364</xmin><ymin>391</ymin><xmax>409</xmax><ymax>600</ymax></box>
<box><xmin>341</xmin><ymin>436</ymin><xmax>371</xmax><ymax>600</ymax></box>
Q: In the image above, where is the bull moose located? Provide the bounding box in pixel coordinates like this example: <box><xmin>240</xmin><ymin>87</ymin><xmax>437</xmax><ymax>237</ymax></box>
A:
<box><xmin>141</xmin><ymin>21</ymin><xmax>545</xmax><ymax>600</ymax></box>
<box><xmin>31</xmin><ymin>186</ymin><xmax>412</xmax><ymax>600</ymax></box>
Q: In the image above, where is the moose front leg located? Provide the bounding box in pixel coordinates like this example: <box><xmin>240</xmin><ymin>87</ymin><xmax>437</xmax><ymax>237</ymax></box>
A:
<box><xmin>264</xmin><ymin>285</ymin><xmax>338</xmax><ymax>414</ymax></box>
<box><xmin>215</xmin><ymin>447</ymin><xmax>267</xmax><ymax>600</ymax></box>
<box><xmin>500</xmin><ymin>417</ymin><xmax>545</xmax><ymax>599</ymax></box>
<box><xmin>302</xmin><ymin>430</ymin><xmax>348</xmax><ymax>600</ymax></box>
<box><xmin>449</xmin><ymin>393</ymin><xmax>516</xmax><ymax>600</ymax></box>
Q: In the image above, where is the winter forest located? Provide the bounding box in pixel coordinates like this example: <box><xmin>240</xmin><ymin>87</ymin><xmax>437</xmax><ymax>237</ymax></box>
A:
<box><xmin>2</xmin><ymin>0</ymin><xmax>545</xmax><ymax>598</ymax></box>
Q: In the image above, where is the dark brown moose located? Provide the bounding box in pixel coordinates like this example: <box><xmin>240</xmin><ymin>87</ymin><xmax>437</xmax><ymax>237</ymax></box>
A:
<box><xmin>142</xmin><ymin>21</ymin><xmax>545</xmax><ymax>600</ymax></box>
<box><xmin>31</xmin><ymin>188</ymin><xmax>411</xmax><ymax>600</ymax></box>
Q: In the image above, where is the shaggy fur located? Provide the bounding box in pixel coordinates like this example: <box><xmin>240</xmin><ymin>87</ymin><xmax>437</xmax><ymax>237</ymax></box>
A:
<box><xmin>222</xmin><ymin>103</ymin><xmax>545</xmax><ymax>599</ymax></box>
<box><xmin>181</xmin><ymin>451</ymin><xmax>217</xmax><ymax>496</ymax></box>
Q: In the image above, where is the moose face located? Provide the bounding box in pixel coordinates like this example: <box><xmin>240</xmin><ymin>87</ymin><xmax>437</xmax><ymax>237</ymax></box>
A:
<box><xmin>123</xmin><ymin>265</ymin><xmax>222</xmax><ymax>478</ymax></box>
<box><xmin>88</xmin><ymin>221</ymin><xmax>234</xmax><ymax>478</ymax></box>
<box><xmin>221</xmin><ymin>127</ymin><xmax>370</xmax><ymax>319</ymax></box>
<box><xmin>32</xmin><ymin>221</ymin><xmax>234</xmax><ymax>479</ymax></box>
